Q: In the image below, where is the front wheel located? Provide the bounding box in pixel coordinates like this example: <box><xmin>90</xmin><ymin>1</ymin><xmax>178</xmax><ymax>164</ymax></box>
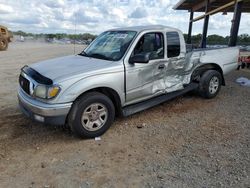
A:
<box><xmin>198</xmin><ymin>70</ymin><xmax>222</xmax><ymax>99</ymax></box>
<box><xmin>68</xmin><ymin>92</ymin><xmax>115</xmax><ymax>138</ymax></box>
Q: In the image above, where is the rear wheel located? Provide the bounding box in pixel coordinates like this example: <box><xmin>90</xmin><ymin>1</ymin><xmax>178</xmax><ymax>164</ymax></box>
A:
<box><xmin>0</xmin><ymin>38</ymin><xmax>8</xmax><ymax>51</ymax></box>
<box><xmin>198</xmin><ymin>70</ymin><xmax>222</xmax><ymax>99</ymax></box>
<box><xmin>68</xmin><ymin>92</ymin><xmax>115</xmax><ymax>138</ymax></box>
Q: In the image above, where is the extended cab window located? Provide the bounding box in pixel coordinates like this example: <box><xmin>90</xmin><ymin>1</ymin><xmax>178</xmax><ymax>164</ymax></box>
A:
<box><xmin>166</xmin><ymin>32</ymin><xmax>180</xmax><ymax>58</ymax></box>
<box><xmin>133</xmin><ymin>32</ymin><xmax>164</xmax><ymax>60</ymax></box>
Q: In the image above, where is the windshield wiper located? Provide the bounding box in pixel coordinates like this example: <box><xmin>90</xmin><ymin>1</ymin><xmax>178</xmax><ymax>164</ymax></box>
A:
<box><xmin>78</xmin><ymin>51</ymin><xmax>89</xmax><ymax>57</ymax></box>
<box><xmin>88</xmin><ymin>53</ymin><xmax>113</xmax><ymax>61</ymax></box>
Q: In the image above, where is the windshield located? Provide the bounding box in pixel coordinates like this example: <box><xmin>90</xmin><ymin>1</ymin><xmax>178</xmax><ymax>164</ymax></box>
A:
<box><xmin>80</xmin><ymin>31</ymin><xmax>137</xmax><ymax>61</ymax></box>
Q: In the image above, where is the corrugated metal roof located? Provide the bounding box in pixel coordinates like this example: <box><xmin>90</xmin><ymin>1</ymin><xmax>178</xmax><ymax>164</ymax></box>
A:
<box><xmin>173</xmin><ymin>0</ymin><xmax>250</xmax><ymax>12</ymax></box>
<box><xmin>108</xmin><ymin>25</ymin><xmax>180</xmax><ymax>32</ymax></box>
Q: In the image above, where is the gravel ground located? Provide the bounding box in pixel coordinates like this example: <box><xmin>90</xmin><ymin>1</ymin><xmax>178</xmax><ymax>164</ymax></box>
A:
<box><xmin>0</xmin><ymin>42</ymin><xmax>249</xmax><ymax>188</ymax></box>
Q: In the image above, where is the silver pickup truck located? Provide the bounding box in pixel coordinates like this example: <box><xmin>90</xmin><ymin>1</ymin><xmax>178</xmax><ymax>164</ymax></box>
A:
<box><xmin>18</xmin><ymin>25</ymin><xmax>239</xmax><ymax>138</ymax></box>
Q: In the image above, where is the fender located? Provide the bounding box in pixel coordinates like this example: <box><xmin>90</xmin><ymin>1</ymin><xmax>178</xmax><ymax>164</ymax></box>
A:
<box><xmin>57</xmin><ymin>71</ymin><xmax>126</xmax><ymax>105</ymax></box>
<box><xmin>191</xmin><ymin>63</ymin><xmax>225</xmax><ymax>85</ymax></box>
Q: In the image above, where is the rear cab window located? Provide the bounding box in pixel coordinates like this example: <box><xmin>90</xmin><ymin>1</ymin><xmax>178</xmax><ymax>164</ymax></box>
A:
<box><xmin>166</xmin><ymin>32</ymin><xmax>181</xmax><ymax>58</ymax></box>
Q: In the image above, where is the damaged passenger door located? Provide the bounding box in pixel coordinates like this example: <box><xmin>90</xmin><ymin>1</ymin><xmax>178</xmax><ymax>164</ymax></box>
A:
<box><xmin>165</xmin><ymin>31</ymin><xmax>186</xmax><ymax>92</ymax></box>
<box><xmin>125</xmin><ymin>32</ymin><xmax>166</xmax><ymax>104</ymax></box>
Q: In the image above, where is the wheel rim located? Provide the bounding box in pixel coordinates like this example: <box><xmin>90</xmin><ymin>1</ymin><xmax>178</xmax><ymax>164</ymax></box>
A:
<box><xmin>209</xmin><ymin>76</ymin><xmax>219</xmax><ymax>94</ymax></box>
<box><xmin>81</xmin><ymin>103</ymin><xmax>108</xmax><ymax>131</ymax></box>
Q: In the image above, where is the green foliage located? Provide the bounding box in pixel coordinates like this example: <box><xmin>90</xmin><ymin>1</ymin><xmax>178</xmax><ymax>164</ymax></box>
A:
<box><xmin>12</xmin><ymin>30</ymin><xmax>250</xmax><ymax>45</ymax></box>
<box><xmin>184</xmin><ymin>33</ymin><xmax>250</xmax><ymax>45</ymax></box>
<box><xmin>12</xmin><ymin>31</ymin><xmax>97</xmax><ymax>41</ymax></box>
<box><xmin>13</xmin><ymin>30</ymin><xmax>31</xmax><ymax>37</ymax></box>
<box><xmin>207</xmin><ymin>34</ymin><xmax>226</xmax><ymax>45</ymax></box>
<box><xmin>238</xmin><ymin>34</ymin><xmax>250</xmax><ymax>45</ymax></box>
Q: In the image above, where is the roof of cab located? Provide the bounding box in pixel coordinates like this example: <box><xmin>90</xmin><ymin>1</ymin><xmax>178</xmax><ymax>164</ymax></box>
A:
<box><xmin>108</xmin><ymin>25</ymin><xmax>180</xmax><ymax>33</ymax></box>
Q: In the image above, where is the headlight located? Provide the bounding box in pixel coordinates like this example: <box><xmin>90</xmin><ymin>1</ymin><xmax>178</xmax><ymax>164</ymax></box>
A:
<box><xmin>34</xmin><ymin>85</ymin><xmax>60</xmax><ymax>99</ymax></box>
<box><xmin>34</xmin><ymin>85</ymin><xmax>47</xmax><ymax>98</ymax></box>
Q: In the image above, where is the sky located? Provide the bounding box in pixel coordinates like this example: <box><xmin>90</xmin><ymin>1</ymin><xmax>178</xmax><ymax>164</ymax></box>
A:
<box><xmin>0</xmin><ymin>0</ymin><xmax>250</xmax><ymax>36</ymax></box>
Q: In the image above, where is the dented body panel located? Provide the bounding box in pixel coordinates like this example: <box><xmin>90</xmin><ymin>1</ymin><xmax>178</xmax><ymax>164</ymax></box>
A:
<box><xmin>18</xmin><ymin>25</ymin><xmax>239</xmax><ymax>125</ymax></box>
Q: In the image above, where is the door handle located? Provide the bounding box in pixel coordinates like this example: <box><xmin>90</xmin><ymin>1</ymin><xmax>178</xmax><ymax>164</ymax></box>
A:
<box><xmin>158</xmin><ymin>64</ymin><xmax>165</xmax><ymax>70</ymax></box>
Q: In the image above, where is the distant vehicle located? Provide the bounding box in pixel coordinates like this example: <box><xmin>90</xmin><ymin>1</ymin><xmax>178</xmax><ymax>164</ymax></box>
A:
<box><xmin>239</xmin><ymin>56</ymin><xmax>250</xmax><ymax>69</ymax></box>
<box><xmin>240</xmin><ymin>46</ymin><xmax>250</xmax><ymax>52</ymax></box>
<box><xmin>81</xmin><ymin>40</ymin><xmax>91</xmax><ymax>45</ymax></box>
<box><xmin>245</xmin><ymin>46</ymin><xmax>250</xmax><ymax>51</ymax></box>
<box><xmin>46</xmin><ymin>38</ymin><xmax>54</xmax><ymax>43</ymax></box>
<box><xmin>18</xmin><ymin>25</ymin><xmax>239</xmax><ymax>138</ymax></box>
<box><xmin>0</xmin><ymin>25</ymin><xmax>13</xmax><ymax>51</ymax></box>
<box><xmin>46</xmin><ymin>38</ymin><xmax>72</xmax><ymax>44</ymax></box>
<box><xmin>16</xmin><ymin>35</ymin><xmax>25</xmax><ymax>42</ymax></box>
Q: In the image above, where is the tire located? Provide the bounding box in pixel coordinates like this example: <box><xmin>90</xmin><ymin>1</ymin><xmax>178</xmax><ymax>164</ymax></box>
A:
<box><xmin>0</xmin><ymin>38</ymin><xmax>8</xmax><ymax>51</ymax></box>
<box><xmin>242</xmin><ymin>63</ymin><xmax>246</xmax><ymax>69</ymax></box>
<box><xmin>68</xmin><ymin>92</ymin><xmax>115</xmax><ymax>138</ymax></box>
<box><xmin>198</xmin><ymin>70</ymin><xmax>222</xmax><ymax>99</ymax></box>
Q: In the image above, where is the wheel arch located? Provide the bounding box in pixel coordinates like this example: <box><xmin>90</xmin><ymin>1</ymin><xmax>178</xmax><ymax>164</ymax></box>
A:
<box><xmin>191</xmin><ymin>63</ymin><xmax>225</xmax><ymax>86</ymax></box>
<box><xmin>74</xmin><ymin>87</ymin><xmax>122</xmax><ymax>117</ymax></box>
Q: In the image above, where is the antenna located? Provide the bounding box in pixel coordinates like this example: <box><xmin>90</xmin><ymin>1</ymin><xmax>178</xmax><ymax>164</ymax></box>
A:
<box><xmin>74</xmin><ymin>8</ymin><xmax>77</xmax><ymax>54</ymax></box>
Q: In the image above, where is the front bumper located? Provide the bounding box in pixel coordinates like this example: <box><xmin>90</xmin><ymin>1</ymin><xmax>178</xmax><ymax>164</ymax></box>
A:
<box><xmin>18</xmin><ymin>89</ymin><xmax>72</xmax><ymax>125</ymax></box>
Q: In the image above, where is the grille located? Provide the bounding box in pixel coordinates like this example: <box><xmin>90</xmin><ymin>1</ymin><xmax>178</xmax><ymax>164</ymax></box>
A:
<box><xmin>19</xmin><ymin>75</ymin><xmax>30</xmax><ymax>95</ymax></box>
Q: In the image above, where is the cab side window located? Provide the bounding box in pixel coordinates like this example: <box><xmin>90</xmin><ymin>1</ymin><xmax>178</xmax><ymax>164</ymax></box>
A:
<box><xmin>133</xmin><ymin>33</ymin><xmax>164</xmax><ymax>60</ymax></box>
<box><xmin>166</xmin><ymin>32</ymin><xmax>180</xmax><ymax>58</ymax></box>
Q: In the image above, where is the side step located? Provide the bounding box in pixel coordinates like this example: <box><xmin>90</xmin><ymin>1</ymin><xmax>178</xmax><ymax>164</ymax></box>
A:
<box><xmin>122</xmin><ymin>83</ymin><xmax>199</xmax><ymax>117</ymax></box>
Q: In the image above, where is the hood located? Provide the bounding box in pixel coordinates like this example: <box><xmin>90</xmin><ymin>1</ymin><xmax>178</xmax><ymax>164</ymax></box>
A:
<box><xmin>30</xmin><ymin>55</ymin><xmax>116</xmax><ymax>81</ymax></box>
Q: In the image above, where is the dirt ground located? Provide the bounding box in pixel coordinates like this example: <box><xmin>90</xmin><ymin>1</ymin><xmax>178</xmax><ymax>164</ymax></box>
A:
<box><xmin>0</xmin><ymin>42</ymin><xmax>250</xmax><ymax>188</ymax></box>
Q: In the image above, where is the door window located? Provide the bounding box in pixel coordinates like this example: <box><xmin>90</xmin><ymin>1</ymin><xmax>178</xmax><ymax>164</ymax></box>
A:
<box><xmin>133</xmin><ymin>32</ymin><xmax>164</xmax><ymax>60</ymax></box>
<box><xmin>166</xmin><ymin>32</ymin><xmax>180</xmax><ymax>58</ymax></box>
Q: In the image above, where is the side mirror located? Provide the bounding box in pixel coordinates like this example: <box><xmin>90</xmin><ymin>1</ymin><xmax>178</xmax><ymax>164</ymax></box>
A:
<box><xmin>129</xmin><ymin>53</ymin><xmax>150</xmax><ymax>64</ymax></box>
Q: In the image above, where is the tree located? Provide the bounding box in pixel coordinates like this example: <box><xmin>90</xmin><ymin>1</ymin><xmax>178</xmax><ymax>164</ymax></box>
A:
<box><xmin>11</xmin><ymin>30</ymin><xmax>250</xmax><ymax>46</ymax></box>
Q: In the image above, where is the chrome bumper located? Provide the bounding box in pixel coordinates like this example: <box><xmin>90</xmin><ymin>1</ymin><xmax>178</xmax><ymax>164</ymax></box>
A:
<box><xmin>18</xmin><ymin>89</ymin><xmax>72</xmax><ymax>125</ymax></box>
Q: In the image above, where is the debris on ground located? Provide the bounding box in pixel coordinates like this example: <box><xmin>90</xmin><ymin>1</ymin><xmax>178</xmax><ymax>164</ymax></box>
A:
<box><xmin>137</xmin><ymin>123</ymin><xmax>146</xmax><ymax>129</ymax></box>
<box><xmin>236</xmin><ymin>77</ymin><xmax>250</xmax><ymax>87</ymax></box>
<box><xmin>41</xmin><ymin>162</ymin><xmax>46</xmax><ymax>168</ymax></box>
<box><xmin>0</xmin><ymin>43</ymin><xmax>249</xmax><ymax>187</ymax></box>
<box><xmin>95</xmin><ymin>137</ymin><xmax>101</xmax><ymax>141</ymax></box>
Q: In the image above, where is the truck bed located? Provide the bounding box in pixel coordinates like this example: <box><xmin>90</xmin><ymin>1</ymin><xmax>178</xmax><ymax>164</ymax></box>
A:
<box><xmin>186</xmin><ymin>46</ymin><xmax>239</xmax><ymax>75</ymax></box>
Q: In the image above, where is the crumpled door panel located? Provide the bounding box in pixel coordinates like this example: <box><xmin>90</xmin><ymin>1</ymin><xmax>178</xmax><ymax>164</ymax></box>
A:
<box><xmin>126</xmin><ymin>64</ymin><xmax>154</xmax><ymax>102</ymax></box>
<box><xmin>164</xmin><ymin>53</ymin><xmax>196</xmax><ymax>92</ymax></box>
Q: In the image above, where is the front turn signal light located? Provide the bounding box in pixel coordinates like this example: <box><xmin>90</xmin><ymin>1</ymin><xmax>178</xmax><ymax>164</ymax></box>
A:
<box><xmin>48</xmin><ymin>86</ymin><xmax>60</xmax><ymax>98</ymax></box>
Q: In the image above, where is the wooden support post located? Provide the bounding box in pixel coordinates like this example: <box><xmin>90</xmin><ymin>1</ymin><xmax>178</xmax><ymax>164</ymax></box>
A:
<box><xmin>201</xmin><ymin>0</ymin><xmax>210</xmax><ymax>48</ymax></box>
<box><xmin>187</xmin><ymin>11</ymin><xmax>193</xmax><ymax>44</ymax></box>
<box><xmin>229</xmin><ymin>1</ymin><xmax>243</xmax><ymax>46</ymax></box>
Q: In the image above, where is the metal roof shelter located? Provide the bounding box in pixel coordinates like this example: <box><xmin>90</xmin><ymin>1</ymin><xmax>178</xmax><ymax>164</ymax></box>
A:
<box><xmin>173</xmin><ymin>0</ymin><xmax>250</xmax><ymax>47</ymax></box>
